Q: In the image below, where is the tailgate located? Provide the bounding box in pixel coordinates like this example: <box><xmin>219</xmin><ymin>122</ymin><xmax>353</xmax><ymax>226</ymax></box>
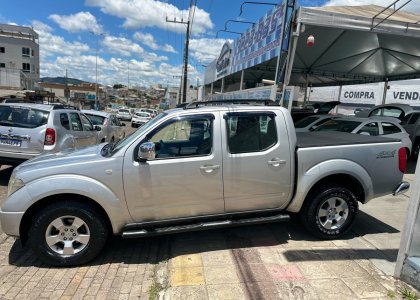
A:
<box><xmin>0</xmin><ymin>106</ymin><xmax>49</xmax><ymax>155</ymax></box>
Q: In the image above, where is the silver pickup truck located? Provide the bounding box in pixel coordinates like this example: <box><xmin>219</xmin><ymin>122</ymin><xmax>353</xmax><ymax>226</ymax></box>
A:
<box><xmin>0</xmin><ymin>103</ymin><xmax>409</xmax><ymax>266</ymax></box>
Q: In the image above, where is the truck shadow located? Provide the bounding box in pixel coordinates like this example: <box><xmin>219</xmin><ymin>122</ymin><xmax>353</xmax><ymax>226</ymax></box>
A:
<box><xmin>8</xmin><ymin>211</ymin><xmax>400</xmax><ymax>268</ymax></box>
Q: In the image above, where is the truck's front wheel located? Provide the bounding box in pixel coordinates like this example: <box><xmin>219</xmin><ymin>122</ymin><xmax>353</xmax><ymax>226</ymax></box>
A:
<box><xmin>300</xmin><ymin>185</ymin><xmax>358</xmax><ymax>239</ymax></box>
<box><xmin>28</xmin><ymin>201</ymin><xmax>109</xmax><ymax>266</ymax></box>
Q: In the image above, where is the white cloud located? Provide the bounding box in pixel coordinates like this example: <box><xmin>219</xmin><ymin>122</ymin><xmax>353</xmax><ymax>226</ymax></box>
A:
<box><xmin>133</xmin><ymin>32</ymin><xmax>177</xmax><ymax>53</ymax></box>
<box><xmin>32</xmin><ymin>20</ymin><xmax>91</xmax><ymax>59</ymax></box>
<box><xmin>323</xmin><ymin>0</ymin><xmax>420</xmax><ymax>13</ymax></box>
<box><xmin>85</xmin><ymin>0</ymin><xmax>214</xmax><ymax>35</ymax></box>
<box><xmin>103</xmin><ymin>35</ymin><xmax>144</xmax><ymax>57</ymax></box>
<box><xmin>189</xmin><ymin>38</ymin><xmax>232</xmax><ymax>64</ymax></box>
<box><xmin>102</xmin><ymin>35</ymin><xmax>168</xmax><ymax>62</ymax></box>
<box><xmin>49</xmin><ymin>11</ymin><xmax>103</xmax><ymax>33</ymax></box>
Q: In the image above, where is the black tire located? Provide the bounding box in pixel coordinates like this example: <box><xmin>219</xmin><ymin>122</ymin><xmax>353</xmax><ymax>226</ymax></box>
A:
<box><xmin>300</xmin><ymin>185</ymin><xmax>358</xmax><ymax>239</ymax></box>
<box><xmin>28</xmin><ymin>201</ymin><xmax>108</xmax><ymax>266</ymax></box>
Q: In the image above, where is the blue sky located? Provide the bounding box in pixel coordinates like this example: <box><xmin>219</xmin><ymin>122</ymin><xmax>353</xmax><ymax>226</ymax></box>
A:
<box><xmin>1</xmin><ymin>0</ymin><xmax>418</xmax><ymax>87</ymax></box>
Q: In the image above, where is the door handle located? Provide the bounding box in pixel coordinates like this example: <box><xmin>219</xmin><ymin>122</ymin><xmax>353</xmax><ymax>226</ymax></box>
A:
<box><xmin>200</xmin><ymin>164</ymin><xmax>220</xmax><ymax>173</ymax></box>
<box><xmin>267</xmin><ymin>159</ymin><xmax>286</xmax><ymax>167</ymax></box>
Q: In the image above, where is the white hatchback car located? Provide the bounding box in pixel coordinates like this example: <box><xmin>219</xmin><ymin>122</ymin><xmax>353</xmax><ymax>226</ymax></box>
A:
<box><xmin>313</xmin><ymin>117</ymin><xmax>412</xmax><ymax>155</ymax></box>
<box><xmin>116</xmin><ymin>109</ymin><xmax>132</xmax><ymax>121</ymax></box>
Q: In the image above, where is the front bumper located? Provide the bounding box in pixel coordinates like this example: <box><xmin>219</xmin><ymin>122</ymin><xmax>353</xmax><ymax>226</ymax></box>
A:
<box><xmin>393</xmin><ymin>181</ymin><xmax>410</xmax><ymax>196</ymax></box>
<box><xmin>0</xmin><ymin>209</ymin><xmax>24</xmax><ymax>237</ymax></box>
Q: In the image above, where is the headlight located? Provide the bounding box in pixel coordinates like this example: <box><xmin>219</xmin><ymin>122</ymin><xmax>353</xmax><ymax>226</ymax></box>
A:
<box><xmin>7</xmin><ymin>177</ymin><xmax>25</xmax><ymax>197</ymax></box>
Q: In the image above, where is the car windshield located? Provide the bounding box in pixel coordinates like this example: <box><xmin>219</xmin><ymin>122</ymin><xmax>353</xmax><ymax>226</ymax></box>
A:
<box><xmin>85</xmin><ymin>114</ymin><xmax>105</xmax><ymax>125</ymax></box>
<box><xmin>313</xmin><ymin>119</ymin><xmax>361</xmax><ymax>133</ymax></box>
<box><xmin>294</xmin><ymin>116</ymin><xmax>319</xmax><ymax>128</ymax></box>
<box><xmin>119</xmin><ymin>109</ymin><xmax>129</xmax><ymax>113</ymax></box>
<box><xmin>0</xmin><ymin>106</ymin><xmax>49</xmax><ymax>128</ymax></box>
<box><xmin>104</xmin><ymin>112</ymin><xmax>167</xmax><ymax>156</ymax></box>
<box><xmin>135</xmin><ymin>112</ymin><xmax>150</xmax><ymax>117</ymax></box>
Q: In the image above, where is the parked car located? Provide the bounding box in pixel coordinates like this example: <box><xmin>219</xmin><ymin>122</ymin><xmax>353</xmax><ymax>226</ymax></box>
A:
<box><xmin>82</xmin><ymin>110</ymin><xmax>126</xmax><ymax>143</ymax></box>
<box><xmin>136</xmin><ymin>108</ymin><xmax>157</xmax><ymax>118</ymax></box>
<box><xmin>313</xmin><ymin>117</ymin><xmax>412</xmax><ymax>155</ymax></box>
<box><xmin>131</xmin><ymin>111</ymin><xmax>152</xmax><ymax>128</ymax></box>
<box><xmin>294</xmin><ymin>114</ymin><xmax>341</xmax><ymax>132</ymax></box>
<box><xmin>355</xmin><ymin>103</ymin><xmax>415</xmax><ymax>120</ymax></box>
<box><xmin>0</xmin><ymin>102</ymin><xmax>409</xmax><ymax>266</ymax></box>
<box><xmin>116</xmin><ymin>109</ymin><xmax>132</xmax><ymax>121</ymax></box>
<box><xmin>0</xmin><ymin>103</ymin><xmax>100</xmax><ymax>165</ymax></box>
<box><xmin>291</xmin><ymin>101</ymin><xmax>340</xmax><ymax>122</ymax></box>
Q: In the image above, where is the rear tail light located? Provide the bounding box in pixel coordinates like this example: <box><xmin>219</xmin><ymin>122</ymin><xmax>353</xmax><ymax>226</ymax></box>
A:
<box><xmin>398</xmin><ymin>147</ymin><xmax>407</xmax><ymax>173</ymax></box>
<box><xmin>44</xmin><ymin>128</ymin><xmax>56</xmax><ymax>146</ymax></box>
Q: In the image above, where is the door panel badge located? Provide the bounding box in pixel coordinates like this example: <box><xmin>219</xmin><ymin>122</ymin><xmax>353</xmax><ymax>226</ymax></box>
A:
<box><xmin>376</xmin><ymin>150</ymin><xmax>396</xmax><ymax>159</ymax></box>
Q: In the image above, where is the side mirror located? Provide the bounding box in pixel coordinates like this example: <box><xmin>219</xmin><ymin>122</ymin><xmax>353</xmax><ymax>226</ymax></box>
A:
<box><xmin>138</xmin><ymin>142</ymin><xmax>156</xmax><ymax>162</ymax></box>
<box><xmin>94</xmin><ymin>125</ymin><xmax>102</xmax><ymax>131</ymax></box>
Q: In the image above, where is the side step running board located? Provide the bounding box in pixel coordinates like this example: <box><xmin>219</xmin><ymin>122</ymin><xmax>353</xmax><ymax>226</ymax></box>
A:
<box><xmin>122</xmin><ymin>213</ymin><xmax>290</xmax><ymax>239</ymax></box>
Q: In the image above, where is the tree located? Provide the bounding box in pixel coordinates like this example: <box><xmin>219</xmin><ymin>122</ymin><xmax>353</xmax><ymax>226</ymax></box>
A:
<box><xmin>113</xmin><ymin>84</ymin><xmax>125</xmax><ymax>89</ymax></box>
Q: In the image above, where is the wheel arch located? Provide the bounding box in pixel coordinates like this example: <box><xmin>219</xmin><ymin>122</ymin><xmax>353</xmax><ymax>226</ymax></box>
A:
<box><xmin>19</xmin><ymin>194</ymin><xmax>112</xmax><ymax>245</ymax></box>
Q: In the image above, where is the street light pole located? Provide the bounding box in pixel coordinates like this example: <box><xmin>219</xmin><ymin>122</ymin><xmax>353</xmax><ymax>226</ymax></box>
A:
<box><xmin>90</xmin><ymin>31</ymin><xmax>104</xmax><ymax>110</ymax></box>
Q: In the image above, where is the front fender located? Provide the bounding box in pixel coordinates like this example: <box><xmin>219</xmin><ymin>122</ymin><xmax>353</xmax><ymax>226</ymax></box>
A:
<box><xmin>3</xmin><ymin>175</ymin><xmax>132</xmax><ymax>234</ymax></box>
<box><xmin>287</xmin><ymin>159</ymin><xmax>373</xmax><ymax>213</ymax></box>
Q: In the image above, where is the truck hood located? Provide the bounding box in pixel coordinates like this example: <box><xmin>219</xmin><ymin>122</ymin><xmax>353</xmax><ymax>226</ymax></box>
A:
<box><xmin>14</xmin><ymin>144</ymin><xmax>106</xmax><ymax>177</ymax></box>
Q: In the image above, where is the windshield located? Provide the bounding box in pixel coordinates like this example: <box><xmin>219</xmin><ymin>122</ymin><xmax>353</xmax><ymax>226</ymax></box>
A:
<box><xmin>135</xmin><ymin>112</ymin><xmax>150</xmax><ymax>117</ymax></box>
<box><xmin>0</xmin><ymin>106</ymin><xmax>49</xmax><ymax>128</ymax></box>
<box><xmin>85</xmin><ymin>114</ymin><xmax>105</xmax><ymax>125</ymax></box>
<box><xmin>294</xmin><ymin>116</ymin><xmax>319</xmax><ymax>128</ymax></box>
<box><xmin>313</xmin><ymin>119</ymin><xmax>361</xmax><ymax>133</ymax></box>
<box><xmin>107</xmin><ymin>112</ymin><xmax>167</xmax><ymax>155</ymax></box>
<box><xmin>119</xmin><ymin>109</ymin><xmax>129</xmax><ymax>113</ymax></box>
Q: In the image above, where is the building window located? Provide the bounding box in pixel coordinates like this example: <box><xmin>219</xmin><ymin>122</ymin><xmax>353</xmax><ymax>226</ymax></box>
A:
<box><xmin>22</xmin><ymin>63</ymin><xmax>30</xmax><ymax>72</ymax></box>
<box><xmin>0</xmin><ymin>63</ymin><xmax>5</xmax><ymax>68</ymax></box>
<box><xmin>31</xmin><ymin>49</ymin><xmax>35</xmax><ymax>56</ymax></box>
<box><xmin>0</xmin><ymin>47</ymin><xmax>4</xmax><ymax>53</ymax></box>
<box><xmin>22</xmin><ymin>47</ymin><xmax>30</xmax><ymax>57</ymax></box>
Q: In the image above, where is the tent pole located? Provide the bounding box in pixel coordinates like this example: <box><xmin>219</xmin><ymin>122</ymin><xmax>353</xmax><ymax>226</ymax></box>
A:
<box><xmin>240</xmin><ymin>70</ymin><xmax>244</xmax><ymax>91</ymax></box>
<box><xmin>336</xmin><ymin>85</ymin><xmax>342</xmax><ymax>114</ymax></box>
<box><xmin>303</xmin><ymin>74</ymin><xmax>309</xmax><ymax>106</ymax></box>
<box><xmin>382</xmin><ymin>78</ymin><xmax>388</xmax><ymax>105</ymax></box>
<box><xmin>221</xmin><ymin>78</ymin><xmax>225</xmax><ymax>93</ymax></box>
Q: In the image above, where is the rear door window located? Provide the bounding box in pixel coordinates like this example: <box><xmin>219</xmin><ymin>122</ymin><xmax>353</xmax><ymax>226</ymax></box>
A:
<box><xmin>80</xmin><ymin>114</ymin><xmax>94</xmax><ymax>131</ymax></box>
<box><xmin>358</xmin><ymin>122</ymin><xmax>379</xmax><ymax>136</ymax></box>
<box><xmin>60</xmin><ymin>113</ymin><xmax>70</xmax><ymax>130</ymax></box>
<box><xmin>382</xmin><ymin>122</ymin><xmax>402</xmax><ymax>134</ymax></box>
<box><xmin>408</xmin><ymin>113</ymin><xmax>420</xmax><ymax>125</ymax></box>
<box><xmin>226</xmin><ymin>113</ymin><xmax>277</xmax><ymax>154</ymax></box>
<box><xmin>86</xmin><ymin>114</ymin><xmax>105</xmax><ymax>125</ymax></box>
<box><xmin>70</xmin><ymin>113</ymin><xmax>83</xmax><ymax>131</ymax></box>
<box><xmin>0</xmin><ymin>106</ymin><xmax>49</xmax><ymax>128</ymax></box>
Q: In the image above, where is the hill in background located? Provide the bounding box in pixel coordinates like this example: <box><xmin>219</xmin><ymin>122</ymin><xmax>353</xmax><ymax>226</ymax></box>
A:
<box><xmin>41</xmin><ymin>77</ymin><xmax>88</xmax><ymax>85</ymax></box>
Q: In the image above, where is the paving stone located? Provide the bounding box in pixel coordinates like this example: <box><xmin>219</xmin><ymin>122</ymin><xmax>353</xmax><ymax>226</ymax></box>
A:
<box><xmin>343</xmin><ymin>276</ymin><xmax>390</xmax><ymax>298</ymax></box>
<box><xmin>171</xmin><ymin>254</ymin><xmax>202</xmax><ymax>268</ymax></box>
<box><xmin>309</xmin><ymin>278</ymin><xmax>357</xmax><ymax>300</ymax></box>
<box><xmin>276</xmin><ymin>281</ymin><xmax>320</xmax><ymax>300</ymax></box>
<box><xmin>171</xmin><ymin>267</ymin><xmax>205</xmax><ymax>287</ymax></box>
<box><xmin>206</xmin><ymin>283</ymin><xmax>246</xmax><ymax>300</ymax></box>
<box><xmin>242</xmin><ymin>281</ymin><xmax>280</xmax><ymax>299</ymax></box>
<box><xmin>236</xmin><ymin>263</ymin><xmax>272</xmax><ymax>283</ymax></box>
<box><xmin>267</xmin><ymin>264</ymin><xmax>306</xmax><ymax>281</ymax></box>
<box><xmin>231</xmin><ymin>248</ymin><xmax>262</xmax><ymax>264</ymax></box>
<box><xmin>201</xmin><ymin>250</ymin><xmax>235</xmax><ymax>266</ymax></box>
<box><xmin>203</xmin><ymin>265</ymin><xmax>240</xmax><ymax>284</ymax></box>
<box><xmin>327</xmin><ymin>260</ymin><xmax>371</xmax><ymax>278</ymax></box>
<box><xmin>257</xmin><ymin>247</ymin><xmax>284</xmax><ymax>264</ymax></box>
<box><xmin>170</xmin><ymin>285</ymin><xmax>208</xmax><ymax>300</ymax></box>
<box><xmin>297</xmin><ymin>261</ymin><xmax>336</xmax><ymax>279</ymax></box>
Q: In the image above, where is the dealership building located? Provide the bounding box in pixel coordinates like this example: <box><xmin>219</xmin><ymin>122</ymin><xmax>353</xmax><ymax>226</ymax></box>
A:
<box><xmin>203</xmin><ymin>2</ymin><xmax>420</xmax><ymax>289</ymax></box>
<box><xmin>203</xmin><ymin>4</ymin><xmax>420</xmax><ymax>112</ymax></box>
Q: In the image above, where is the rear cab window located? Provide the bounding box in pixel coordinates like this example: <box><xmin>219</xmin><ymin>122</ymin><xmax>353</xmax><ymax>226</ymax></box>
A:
<box><xmin>225</xmin><ymin>112</ymin><xmax>277</xmax><ymax>154</ymax></box>
<box><xmin>382</xmin><ymin>122</ymin><xmax>402</xmax><ymax>134</ymax></box>
<box><xmin>0</xmin><ymin>105</ymin><xmax>49</xmax><ymax>128</ymax></box>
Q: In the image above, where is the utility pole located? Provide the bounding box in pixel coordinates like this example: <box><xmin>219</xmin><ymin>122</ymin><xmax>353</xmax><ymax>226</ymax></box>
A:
<box><xmin>65</xmin><ymin>68</ymin><xmax>69</xmax><ymax>104</ymax></box>
<box><xmin>166</xmin><ymin>0</ymin><xmax>196</xmax><ymax>104</ymax></box>
<box><xmin>127</xmin><ymin>61</ymin><xmax>130</xmax><ymax>90</ymax></box>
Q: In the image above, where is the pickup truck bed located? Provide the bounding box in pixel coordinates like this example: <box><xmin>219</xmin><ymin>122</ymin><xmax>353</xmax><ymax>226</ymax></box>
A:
<box><xmin>296</xmin><ymin>132</ymin><xmax>400</xmax><ymax>148</ymax></box>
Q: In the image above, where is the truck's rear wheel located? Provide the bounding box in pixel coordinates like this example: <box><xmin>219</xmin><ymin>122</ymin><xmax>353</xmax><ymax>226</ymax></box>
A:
<box><xmin>300</xmin><ymin>185</ymin><xmax>358</xmax><ymax>239</ymax></box>
<box><xmin>28</xmin><ymin>201</ymin><xmax>108</xmax><ymax>266</ymax></box>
